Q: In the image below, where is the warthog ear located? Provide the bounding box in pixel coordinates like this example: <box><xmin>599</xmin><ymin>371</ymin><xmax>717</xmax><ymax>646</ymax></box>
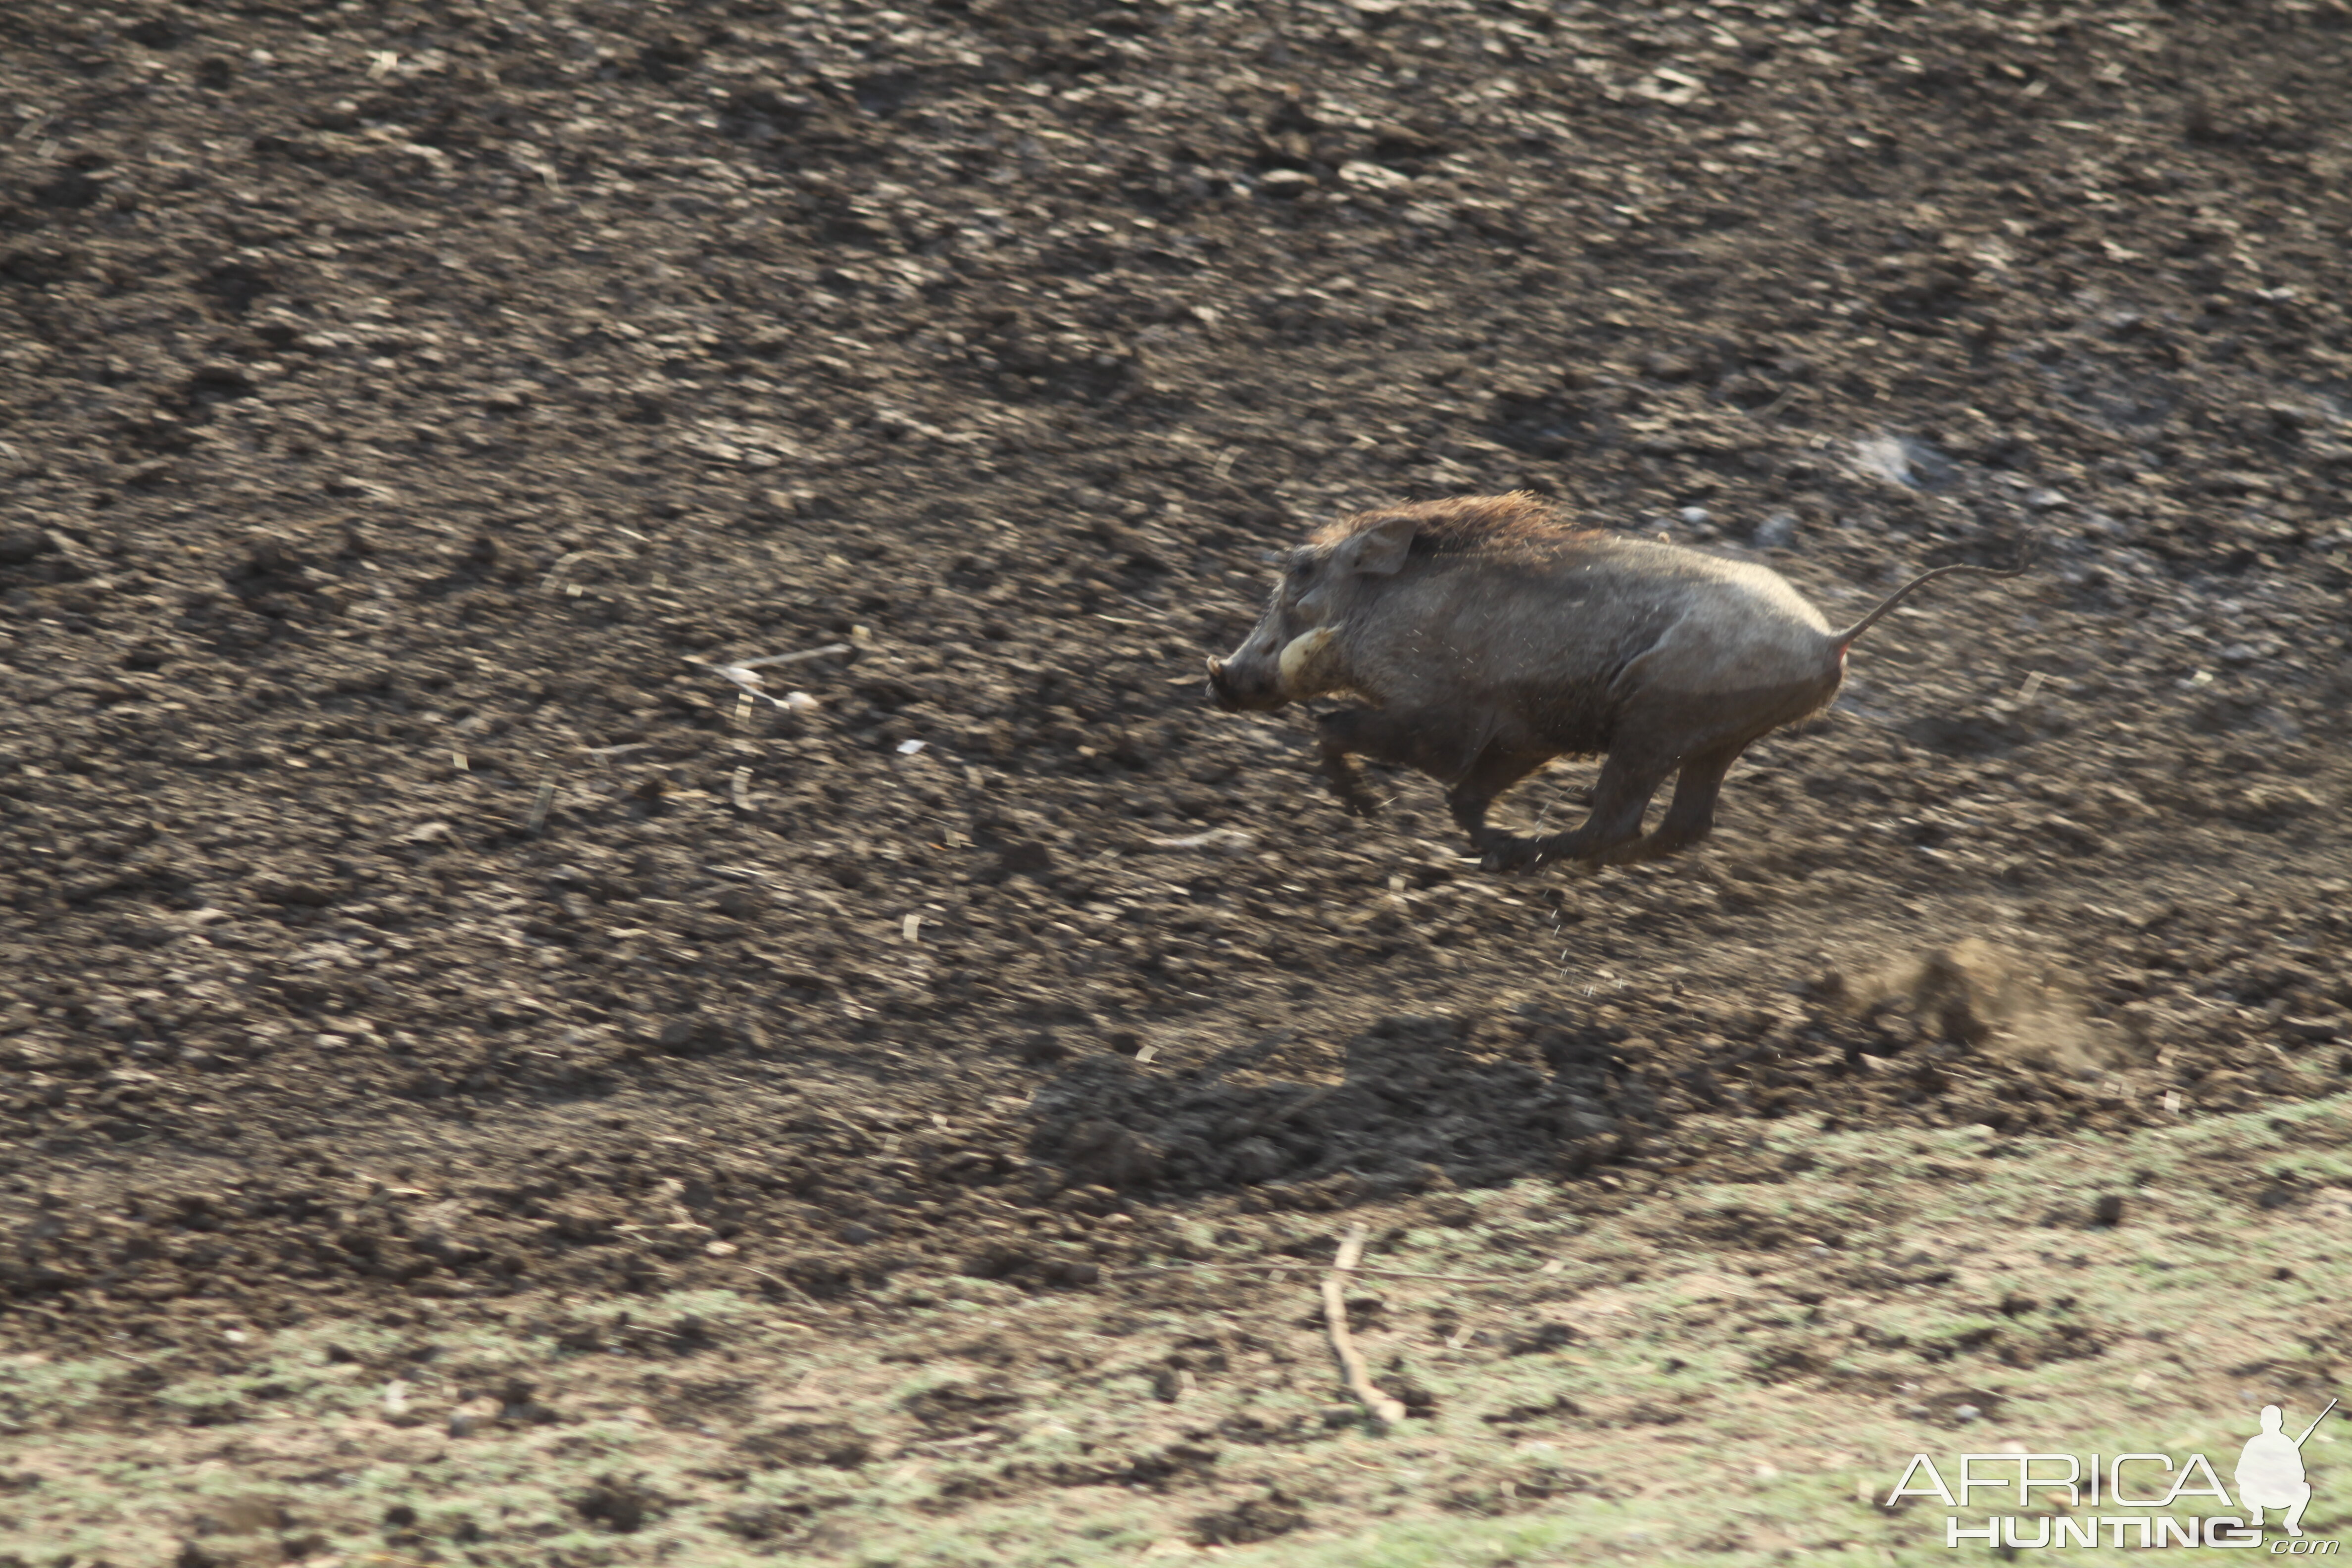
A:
<box><xmin>1335</xmin><ymin>514</ymin><xmax>1415</xmax><ymax>577</ymax></box>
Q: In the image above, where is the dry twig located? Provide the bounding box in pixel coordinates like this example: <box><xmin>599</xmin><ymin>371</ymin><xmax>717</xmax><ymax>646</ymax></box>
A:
<box><xmin>733</xmin><ymin>643</ymin><xmax>853</xmax><ymax>669</ymax></box>
<box><xmin>1323</xmin><ymin>1223</ymin><xmax>1409</xmax><ymax>1427</ymax></box>
<box><xmin>1113</xmin><ymin>1260</ymin><xmax>1538</xmax><ymax>1285</ymax></box>
<box><xmin>686</xmin><ymin>644</ymin><xmax>853</xmax><ymax>710</ymax></box>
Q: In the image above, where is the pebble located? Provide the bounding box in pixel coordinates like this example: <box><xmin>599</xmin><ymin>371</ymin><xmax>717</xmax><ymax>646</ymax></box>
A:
<box><xmin>1144</xmin><ymin>828</ymin><xmax>1257</xmax><ymax>854</ymax></box>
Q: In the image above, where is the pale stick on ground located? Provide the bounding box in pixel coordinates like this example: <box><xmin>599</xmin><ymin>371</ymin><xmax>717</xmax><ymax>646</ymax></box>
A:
<box><xmin>1324</xmin><ymin>1222</ymin><xmax>1410</xmax><ymax>1427</ymax></box>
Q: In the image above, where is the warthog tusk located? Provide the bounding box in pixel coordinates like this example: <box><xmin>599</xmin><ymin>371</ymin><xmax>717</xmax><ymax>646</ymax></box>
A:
<box><xmin>1277</xmin><ymin>627</ymin><xmax>1339</xmax><ymax>695</ymax></box>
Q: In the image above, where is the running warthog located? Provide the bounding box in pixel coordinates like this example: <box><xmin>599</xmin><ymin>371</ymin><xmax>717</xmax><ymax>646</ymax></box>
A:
<box><xmin>1207</xmin><ymin>493</ymin><xmax>2021</xmax><ymax>871</ymax></box>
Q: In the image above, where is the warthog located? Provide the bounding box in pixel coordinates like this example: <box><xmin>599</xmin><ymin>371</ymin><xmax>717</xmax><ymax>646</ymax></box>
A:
<box><xmin>1207</xmin><ymin>493</ymin><xmax>2022</xmax><ymax>871</ymax></box>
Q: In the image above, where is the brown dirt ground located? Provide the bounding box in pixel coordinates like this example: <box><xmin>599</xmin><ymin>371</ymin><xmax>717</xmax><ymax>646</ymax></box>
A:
<box><xmin>3</xmin><ymin>0</ymin><xmax>2351</xmax><ymax>1560</ymax></box>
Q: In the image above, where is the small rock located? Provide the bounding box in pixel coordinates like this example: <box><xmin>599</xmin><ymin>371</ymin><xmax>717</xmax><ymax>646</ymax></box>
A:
<box><xmin>576</xmin><ymin>1474</ymin><xmax>662</xmax><ymax>1534</ymax></box>
<box><xmin>1225</xmin><ymin>1137</ymin><xmax>1286</xmax><ymax>1184</ymax></box>
<box><xmin>500</xmin><ymin>1379</ymin><xmax>560</xmax><ymax>1424</ymax></box>
<box><xmin>1338</xmin><ymin>161</ymin><xmax>1413</xmax><ymax>194</ymax></box>
<box><xmin>713</xmin><ymin>887</ymin><xmax>766</xmax><ymax>920</ymax></box>
<box><xmin>993</xmin><ymin>840</ymin><xmax>1054</xmax><ymax>878</ymax></box>
<box><xmin>1257</xmin><ymin>169</ymin><xmax>1317</xmax><ymax>197</ymax></box>
<box><xmin>1851</xmin><ymin>434</ymin><xmax>1915</xmax><ymax>487</ymax></box>
<box><xmin>1754</xmin><ymin>512</ymin><xmax>1798</xmax><ymax>549</ymax></box>
<box><xmin>1678</xmin><ymin>506</ymin><xmax>1712</xmax><ymax>526</ymax></box>
<box><xmin>1144</xmin><ymin>827</ymin><xmax>1256</xmax><ymax>854</ymax></box>
<box><xmin>1192</xmin><ymin>1492</ymin><xmax>1307</xmax><ymax>1547</ymax></box>
<box><xmin>2039</xmin><ymin>815</ymin><xmax>2104</xmax><ymax>855</ymax></box>
<box><xmin>1062</xmin><ymin>1119</ymin><xmax>1161</xmax><ymax>1189</ymax></box>
<box><xmin>1014</xmin><ymin>1031</ymin><xmax>1068</xmax><ymax>1066</ymax></box>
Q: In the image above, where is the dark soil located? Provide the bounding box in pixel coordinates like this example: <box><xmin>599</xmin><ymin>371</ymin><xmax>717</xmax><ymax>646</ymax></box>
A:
<box><xmin>3</xmin><ymin>0</ymin><xmax>2351</xmax><ymax>1531</ymax></box>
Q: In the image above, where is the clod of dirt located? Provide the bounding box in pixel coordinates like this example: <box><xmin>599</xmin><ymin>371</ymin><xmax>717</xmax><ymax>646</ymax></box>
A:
<box><xmin>0</xmin><ymin>528</ymin><xmax>53</xmax><ymax>566</ymax></box>
<box><xmin>738</xmin><ymin>1422</ymin><xmax>872</xmax><ymax>1470</ymax></box>
<box><xmin>1832</xmin><ymin>937</ymin><xmax>2128</xmax><ymax>1075</ymax></box>
<box><xmin>1482</xmin><ymin>1393</ymin><xmax>1586</xmax><ymax>1428</ymax></box>
<box><xmin>574</xmin><ymin>1473</ymin><xmax>666</xmax><ymax>1533</ymax></box>
<box><xmin>1190</xmin><ymin>1490</ymin><xmax>1308</xmax><ymax>1547</ymax></box>
<box><xmin>497</xmin><ymin>1378</ymin><xmax>559</xmax><ymax>1425</ymax></box>
<box><xmin>903</xmin><ymin>1376</ymin><xmax>1022</xmax><ymax>1431</ymax></box>
<box><xmin>1910</xmin><ymin>1389</ymin><xmax>2006</xmax><ymax>1429</ymax></box>
<box><xmin>1034</xmin><ymin>1015</ymin><xmax>1639</xmax><ymax>1198</ymax></box>
<box><xmin>1503</xmin><ymin>1322</ymin><xmax>1577</xmax><ymax>1356</ymax></box>
<box><xmin>194</xmin><ymin>1497</ymin><xmax>288</xmax><ymax>1536</ymax></box>
<box><xmin>1383</xmin><ymin>1358</ymin><xmax>1439</xmax><ymax>1416</ymax></box>
<box><xmin>1059</xmin><ymin>1118</ymin><xmax>1163</xmax><ymax>1189</ymax></box>
<box><xmin>720</xmin><ymin>1501</ymin><xmax>819</xmax><ymax>1542</ymax></box>
<box><xmin>989</xmin><ymin>840</ymin><xmax>1055</xmax><ymax>880</ymax></box>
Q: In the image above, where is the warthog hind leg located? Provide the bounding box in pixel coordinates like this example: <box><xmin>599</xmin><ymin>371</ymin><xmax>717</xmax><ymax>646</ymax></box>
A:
<box><xmin>1595</xmin><ymin>741</ymin><xmax>1748</xmax><ymax>867</ymax></box>
<box><xmin>1494</xmin><ymin>749</ymin><xmax>1671</xmax><ymax>872</ymax></box>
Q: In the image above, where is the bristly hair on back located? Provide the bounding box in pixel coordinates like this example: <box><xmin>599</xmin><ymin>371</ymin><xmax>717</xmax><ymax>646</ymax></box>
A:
<box><xmin>1308</xmin><ymin>492</ymin><xmax>1591</xmax><ymax>556</ymax></box>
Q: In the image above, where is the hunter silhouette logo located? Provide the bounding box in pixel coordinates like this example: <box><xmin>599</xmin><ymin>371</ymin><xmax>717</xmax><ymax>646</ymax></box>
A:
<box><xmin>2239</xmin><ymin>1400</ymin><xmax>2335</xmax><ymax>1539</ymax></box>
<box><xmin>1885</xmin><ymin>1397</ymin><xmax>2339</xmax><ymax>1551</ymax></box>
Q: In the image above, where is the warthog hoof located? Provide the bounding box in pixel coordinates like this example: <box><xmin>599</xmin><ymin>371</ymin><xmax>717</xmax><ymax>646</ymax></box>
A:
<box><xmin>1319</xmin><ymin>759</ymin><xmax>1382</xmax><ymax>819</ymax></box>
<box><xmin>1477</xmin><ymin>833</ymin><xmax>1545</xmax><ymax>873</ymax></box>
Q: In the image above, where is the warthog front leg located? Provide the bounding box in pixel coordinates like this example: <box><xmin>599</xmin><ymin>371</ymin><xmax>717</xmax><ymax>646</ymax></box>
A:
<box><xmin>1318</xmin><ymin>743</ymin><xmax>1381</xmax><ymax>818</ymax></box>
<box><xmin>1442</xmin><ymin>744</ymin><xmax>1557</xmax><ymax>866</ymax></box>
<box><xmin>1309</xmin><ymin>709</ymin><xmax>1387</xmax><ymax>818</ymax></box>
<box><xmin>1316</xmin><ymin>707</ymin><xmax>1493</xmax><ymax>822</ymax></box>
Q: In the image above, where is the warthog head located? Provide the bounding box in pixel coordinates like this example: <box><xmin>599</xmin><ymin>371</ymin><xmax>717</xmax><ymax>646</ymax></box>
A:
<box><xmin>1205</xmin><ymin>515</ymin><xmax>1413</xmax><ymax>712</ymax></box>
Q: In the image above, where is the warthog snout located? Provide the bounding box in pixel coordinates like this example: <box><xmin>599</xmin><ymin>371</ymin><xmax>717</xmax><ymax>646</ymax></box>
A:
<box><xmin>1205</xmin><ymin>656</ymin><xmax>1242</xmax><ymax>711</ymax></box>
<box><xmin>1205</xmin><ymin>652</ymin><xmax>1284</xmax><ymax>712</ymax></box>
